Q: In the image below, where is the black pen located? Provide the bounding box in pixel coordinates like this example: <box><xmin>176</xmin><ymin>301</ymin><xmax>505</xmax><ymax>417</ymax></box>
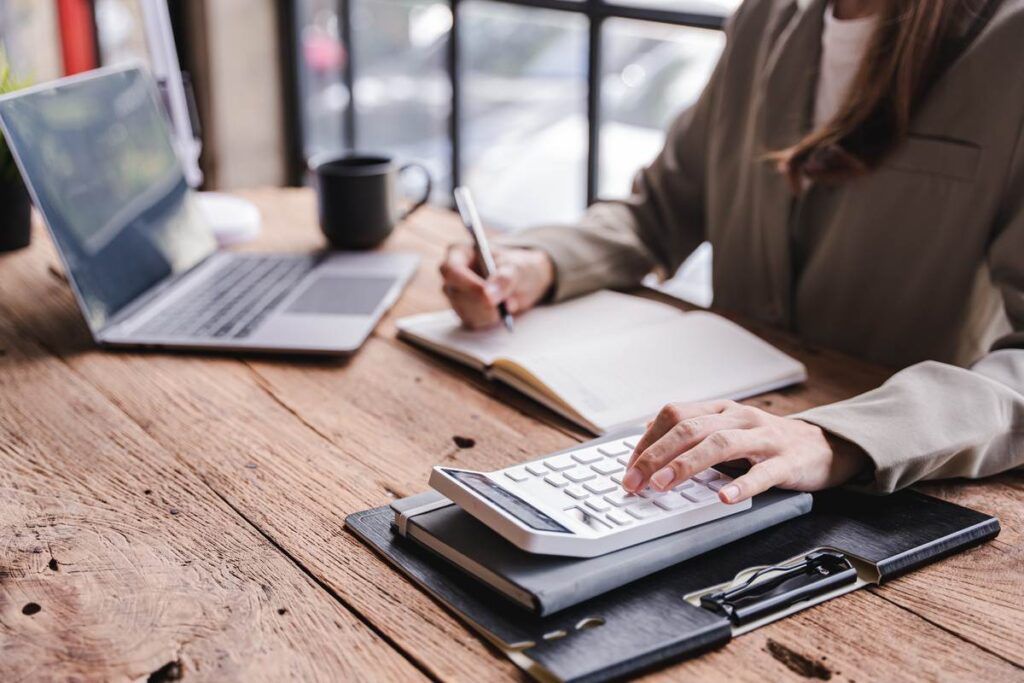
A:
<box><xmin>453</xmin><ymin>186</ymin><xmax>514</xmax><ymax>332</ymax></box>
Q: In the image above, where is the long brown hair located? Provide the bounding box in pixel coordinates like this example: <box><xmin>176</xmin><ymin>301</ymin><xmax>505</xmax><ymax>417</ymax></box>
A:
<box><xmin>775</xmin><ymin>0</ymin><xmax>999</xmax><ymax>191</ymax></box>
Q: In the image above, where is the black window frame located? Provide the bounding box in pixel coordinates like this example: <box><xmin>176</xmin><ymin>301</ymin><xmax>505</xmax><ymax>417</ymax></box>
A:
<box><xmin>279</xmin><ymin>0</ymin><xmax>728</xmax><ymax>206</ymax></box>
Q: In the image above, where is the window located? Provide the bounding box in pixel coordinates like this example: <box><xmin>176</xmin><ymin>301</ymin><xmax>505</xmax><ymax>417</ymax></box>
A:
<box><xmin>287</xmin><ymin>0</ymin><xmax>734</xmax><ymax>228</ymax></box>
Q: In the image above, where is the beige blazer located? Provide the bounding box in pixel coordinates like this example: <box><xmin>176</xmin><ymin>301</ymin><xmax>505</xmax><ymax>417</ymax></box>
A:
<box><xmin>501</xmin><ymin>0</ymin><xmax>1024</xmax><ymax>493</ymax></box>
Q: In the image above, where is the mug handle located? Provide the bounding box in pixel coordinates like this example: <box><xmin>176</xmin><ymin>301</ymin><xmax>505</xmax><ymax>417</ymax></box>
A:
<box><xmin>397</xmin><ymin>162</ymin><xmax>433</xmax><ymax>222</ymax></box>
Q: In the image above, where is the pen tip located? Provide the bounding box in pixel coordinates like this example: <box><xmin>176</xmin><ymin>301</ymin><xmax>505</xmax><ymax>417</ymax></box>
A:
<box><xmin>503</xmin><ymin>316</ymin><xmax>515</xmax><ymax>333</ymax></box>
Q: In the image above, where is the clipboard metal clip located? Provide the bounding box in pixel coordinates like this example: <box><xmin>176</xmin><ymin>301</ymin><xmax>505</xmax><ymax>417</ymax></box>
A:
<box><xmin>699</xmin><ymin>550</ymin><xmax>857</xmax><ymax>627</ymax></box>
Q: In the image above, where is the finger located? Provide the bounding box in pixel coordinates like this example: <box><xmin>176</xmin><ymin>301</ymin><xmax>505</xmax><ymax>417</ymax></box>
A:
<box><xmin>625</xmin><ymin>412</ymin><xmax>754</xmax><ymax>490</ymax></box>
<box><xmin>505</xmin><ymin>294</ymin><xmax>524</xmax><ymax>314</ymax></box>
<box><xmin>628</xmin><ymin>400</ymin><xmax>737</xmax><ymax>467</ymax></box>
<box><xmin>445</xmin><ymin>285</ymin><xmax>500</xmax><ymax>328</ymax></box>
<box><xmin>489</xmin><ymin>266</ymin><xmax>516</xmax><ymax>302</ymax></box>
<box><xmin>441</xmin><ymin>260</ymin><xmax>493</xmax><ymax>305</ymax></box>
<box><xmin>634</xmin><ymin>405</ymin><xmax>765</xmax><ymax>470</ymax></box>
<box><xmin>441</xmin><ymin>261</ymin><xmax>487</xmax><ymax>293</ymax></box>
<box><xmin>440</xmin><ymin>248</ymin><xmax>487</xmax><ymax>292</ymax></box>
<box><xmin>442</xmin><ymin>243</ymin><xmax>480</xmax><ymax>274</ymax></box>
<box><xmin>646</xmin><ymin>428</ymin><xmax>769</xmax><ymax>492</ymax></box>
<box><xmin>452</xmin><ymin>299</ymin><xmax>500</xmax><ymax>329</ymax></box>
<box><xmin>718</xmin><ymin>457</ymin><xmax>788</xmax><ymax>503</ymax></box>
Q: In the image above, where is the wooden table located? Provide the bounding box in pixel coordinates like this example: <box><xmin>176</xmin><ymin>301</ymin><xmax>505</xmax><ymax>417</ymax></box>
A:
<box><xmin>1</xmin><ymin>188</ymin><xmax>1021</xmax><ymax>682</ymax></box>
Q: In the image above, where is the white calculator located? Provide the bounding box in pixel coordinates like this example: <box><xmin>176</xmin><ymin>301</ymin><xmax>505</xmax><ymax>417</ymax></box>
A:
<box><xmin>429</xmin><ymin>432</ymin><xmax>751</xmax><ymax>557</ymax></box>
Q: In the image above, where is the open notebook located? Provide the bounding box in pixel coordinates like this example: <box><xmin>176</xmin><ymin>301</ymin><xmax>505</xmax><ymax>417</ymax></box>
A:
<box><xmin>397</xmin><ymin>291</ymin><xmax>806</xmax><ymax>433</ymax></box>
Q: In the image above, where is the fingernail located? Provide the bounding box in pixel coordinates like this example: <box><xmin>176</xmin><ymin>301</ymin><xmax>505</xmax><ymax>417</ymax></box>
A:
<box><xmin>720</xmin><ymin>484</ymin><xmax>740</xmax><ymax>503</ymax></box>
<box><xmin>651</xmin><ymin>469</ymin><xmax>674</xmax><ymax>491</ymax></box>
<box><xmin>622</xmin><ymin>468</ymin><xmax>643</xmax><ymax>492</ymax></box>
<box><xmin>485</xmin><ymin>282</ymin><xmax>502</xmax><ymax>300</ymax></box>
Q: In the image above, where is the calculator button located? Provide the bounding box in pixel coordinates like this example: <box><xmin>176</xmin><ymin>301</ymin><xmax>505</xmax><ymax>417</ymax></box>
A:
<box><xmin>653</xmin><ymin>494</ymin><xmax>694</xmax><ymax>511</ymax></box>
<box><xmin>592</xmin><ymin>461</ymin><xmax>624</xmax><ymax>476</ymax></box>
<box><xmin>564</xmin><ymin>506</ymin><xmax>612</xmax><ymax>531</ymax></box>
<box><xmin>544</xmin><ymin>455</ymin><xmax>577</xmax><ymax>471</ymax></box>
<box><xmin>627</xmin><ymin>503</ymin><xmax>660</xmax><ymax>519</ymax></box>
<box><xmin>504</xmin><ymin>469</ymin><xmax>530</xmax><ymax>483</ymax></box>
<box><xmin>544</xmin><ymin>474</ymin><xmax>570</xmax><ymax>488</ymax></box>
<box><xmin>673</xmin><ymin>480</ymin><xmax>695</xmax><ymax>491</ymax></box>
<box><xmin>585</xmin><ymin>499</ymin><xmax>611</xmax><ymax>513</ymax></box>
<box><xmin>604</xmin><ymin>490</ymin><xmax>640</xmax><ymax>507</ymax></box>
<box><xmin>564</xmin><ymin>467</ymin><xmax>596</xmax><ymax>483</ymax></box>
<box><xmin>598</xmin><ymin>442</ymin><xmax>630</xmax><ymax>457</ymax></box>
<box><xmin>584</xmin><ymin>480</ymin><xmax>617</xmax><ymax>495</ymax></box>
<box><xmin>681</xmin><ymin>486</ymin><xmax>718</xmax><ymax>503</ymax></box>
<box><xmin>525</xmin><ymin>463</ymin><xmax>548</xmax><ymax>476</ymax></box>
<box><xmin>564</xmin><ymin>485</ymin><xmax>590</xmax><ymax>500</ymax></box>
<box><xmin>692</xmin><ymin>469</ymin><xmax>719</xmax><ymax>483</ymax></box>
<box><xmin>616</xmin><ymin>455</ymin><xmax>631</xmax><ymax>466</ymax></box>
<box><xmin>623</xmin><ymin>439</ymin><xmax>637</xmax><ymax>449</ymax></box>
<box><xmin>707</xmin><ymin>479</ymin><xmax>729</xmax><ymax>492</ymax></box>
<box><xmin>638</xmin><ymin>488</ymin><xmax>662</xmax><ymax>499</ymax></box>
<box><xmin>571</xmin><ymin>449</ymin><xmax>603</xmax><ymax>464</ymax></box>
<box><xmin>611</xmin><ymin>473</ymin><xmax>625</xmax><ymax>485</ymax></box>
<box><xmin>606</xmin><ymin>511</ymin><xmax>633</xmax><ymax>526</ymax></box>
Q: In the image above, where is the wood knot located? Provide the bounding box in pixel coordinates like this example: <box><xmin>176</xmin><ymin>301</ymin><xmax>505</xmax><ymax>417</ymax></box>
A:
<box><xmin>22</xmin><ymin>602</ymin><xmax>41</xmax><ymax>616</ymax></box>
<box><xmin>765</xmin><ymin>639</ymin><xmax>832</xmax><ymax>680</ymax></box>
<box><xmin>277</xmin><ymin>607</ymin><xmax>288</xmax><ymax>615</ymax></box>
<box><xmin>452</xmin><ymin>436</ymin><xmax>476</xmax><ymax>449</ymax></box>
<box><xmin>47</xmin><ymin>264</ymin><xmax>68</xmax><ymax>284</ymax></box>
<box><xmin>48</xmin><ymin>558</ymin><xmax>58</xmax><ymax>571</ymax></box>
<box><xmin>147</xmin><ymin>660</ymin><xmax>183</xmax><ymax>683</ymax></box>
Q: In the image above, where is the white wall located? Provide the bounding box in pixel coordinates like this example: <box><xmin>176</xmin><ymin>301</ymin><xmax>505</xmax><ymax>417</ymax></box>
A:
<box><xmin>200</xmin><ymin>0</ymin><xmax>286</xmax><ymax>189</ymax></box>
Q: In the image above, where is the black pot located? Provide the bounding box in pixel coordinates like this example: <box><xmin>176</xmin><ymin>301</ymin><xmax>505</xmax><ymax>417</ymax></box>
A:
<box><xmin>0</xmin><ymin>176</ymin><xmax>31</xmax><ymax>253</ymax></box>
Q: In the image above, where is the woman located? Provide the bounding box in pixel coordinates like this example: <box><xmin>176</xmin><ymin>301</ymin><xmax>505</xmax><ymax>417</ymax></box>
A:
<box><xmin>440</xmin><ymin>0</ymin><xmax>1024</xmax><ymax>502</ymax></box>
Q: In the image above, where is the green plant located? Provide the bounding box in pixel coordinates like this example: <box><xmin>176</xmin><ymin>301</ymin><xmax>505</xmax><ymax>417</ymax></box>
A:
<box><xmin>0</xmin><ymin>53</ymin><xmax>29</xmax><ymax>183</ymax></box>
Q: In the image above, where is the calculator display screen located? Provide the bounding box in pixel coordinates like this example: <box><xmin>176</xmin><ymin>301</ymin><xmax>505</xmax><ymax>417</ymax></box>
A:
<box><xmin>443</xmin><ymin>469</ymin><xmax>572</xmax><ymax>534</ymax></box>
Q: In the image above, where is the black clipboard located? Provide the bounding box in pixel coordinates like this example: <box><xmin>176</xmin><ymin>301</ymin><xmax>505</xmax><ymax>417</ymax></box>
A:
<box><xmin>347</xmin><ymin>489</ymin><xmax>998</xmax><ymax>683</ymax></box>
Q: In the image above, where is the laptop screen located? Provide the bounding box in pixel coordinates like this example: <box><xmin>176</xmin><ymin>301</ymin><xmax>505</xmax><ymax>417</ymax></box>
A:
<box><xmin>0</xmin><ymin>66</ymin><xmax>216</xmax><ymax>332</ymax></box>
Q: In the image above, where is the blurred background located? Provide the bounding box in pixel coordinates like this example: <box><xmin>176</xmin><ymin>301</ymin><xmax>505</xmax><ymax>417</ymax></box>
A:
<box><xmin>0</xmin><ymin>0</ymin><xmax>739</xmax><ymax>302</ymax></box>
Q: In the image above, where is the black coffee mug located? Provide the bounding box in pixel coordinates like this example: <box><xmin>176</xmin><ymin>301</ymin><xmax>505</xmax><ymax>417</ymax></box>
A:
<box><xmin>312</xmin><ymin>154</ymin><xmax>432</xmax><ymax>250</ymax></box>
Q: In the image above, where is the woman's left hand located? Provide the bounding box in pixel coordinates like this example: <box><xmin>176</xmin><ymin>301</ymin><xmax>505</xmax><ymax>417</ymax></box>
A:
<box><xmin>622</xmin><ymin>400</ymin><xmax>869</xmax><ymax>503</ymax></box>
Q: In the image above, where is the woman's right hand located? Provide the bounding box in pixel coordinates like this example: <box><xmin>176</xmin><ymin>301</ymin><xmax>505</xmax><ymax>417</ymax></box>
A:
<box><xmin>439</xmin><ymin>244</ymin><xmax>555</xmax><ymax>329</ymax></box>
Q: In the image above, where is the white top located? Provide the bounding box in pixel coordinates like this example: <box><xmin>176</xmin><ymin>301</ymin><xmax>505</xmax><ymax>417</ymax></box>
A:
<box><xmin>813</xmin><ymin>3</ymin><xmax>879</xmax><ymax>127</ymax></box>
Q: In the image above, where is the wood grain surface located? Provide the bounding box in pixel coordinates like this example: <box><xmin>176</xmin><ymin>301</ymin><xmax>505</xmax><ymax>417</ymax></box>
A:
<box><xmin>0</xmin><ymin>187</ymin><xmax>1020</xmax><ymax>682</ymax></box>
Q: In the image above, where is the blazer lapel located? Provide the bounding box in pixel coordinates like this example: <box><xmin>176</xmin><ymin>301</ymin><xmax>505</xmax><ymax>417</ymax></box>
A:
<box><xmin>752</xmin><ymin>0</ymin><xmax>826</xmax><ymax>326</ymax></box>
<box><xmin>762</xmin><ymin>0</ymin><xmax>825</xmax><ymax>150</ymax></box>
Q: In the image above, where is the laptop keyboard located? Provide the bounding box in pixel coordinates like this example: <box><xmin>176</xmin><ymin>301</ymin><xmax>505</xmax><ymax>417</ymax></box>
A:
<box><xmin>138</xmin><ymin>255</ymin><xmax>316</xmax><ymax>339</ymax></box>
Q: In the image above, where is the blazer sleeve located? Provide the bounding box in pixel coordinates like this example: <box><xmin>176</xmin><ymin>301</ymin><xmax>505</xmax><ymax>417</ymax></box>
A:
<box><xmin>795</xmin><ymin>123</ymin><xmax>1024</xmax><ymax>494</ymax></box>
<box><xmin>496</xmin><ymin>12</ymin><xmax>743</xmax><ymax>301</ymax></box>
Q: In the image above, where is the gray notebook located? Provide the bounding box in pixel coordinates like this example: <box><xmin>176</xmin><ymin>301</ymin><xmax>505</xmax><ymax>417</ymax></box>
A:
<box><xmin>391</xmin><ymin>487</ymin><xmax>812</xmax><ymax>616</ymax></box>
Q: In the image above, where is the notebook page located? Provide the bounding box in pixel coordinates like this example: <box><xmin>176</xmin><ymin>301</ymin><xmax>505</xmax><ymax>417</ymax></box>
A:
<box><xmin>396</xmin><ymin>291</ymin><xmax>674</xmax><ymax>366</ymax></box>
<box><xmin>510</xmin><ymin>311</ymin><xmax>806</xmax><ymax>432</ymax></box>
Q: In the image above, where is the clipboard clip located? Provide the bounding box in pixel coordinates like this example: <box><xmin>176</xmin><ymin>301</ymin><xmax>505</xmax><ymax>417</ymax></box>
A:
<box><xmin>699</xmin><ymin>550</ymin><xmax>857</xmax><ymax>626</ymax></box>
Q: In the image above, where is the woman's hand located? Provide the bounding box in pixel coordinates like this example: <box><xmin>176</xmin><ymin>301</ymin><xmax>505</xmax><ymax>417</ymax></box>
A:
<box><xmin>623</xmin><ymin>400</ymin><xmax>869</xmax><ymax>503</ymax></box>
<box><xmin>439</xmin><ymin>244</ymin><xmax>555</xmax><ymax>329</ymax></box>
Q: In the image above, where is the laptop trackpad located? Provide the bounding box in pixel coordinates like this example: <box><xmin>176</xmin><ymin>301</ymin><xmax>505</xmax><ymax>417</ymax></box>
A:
<box><xmin>286</xmin><ymin>275</ymin><xmax>397</xmax><ymax>316</ymax></box>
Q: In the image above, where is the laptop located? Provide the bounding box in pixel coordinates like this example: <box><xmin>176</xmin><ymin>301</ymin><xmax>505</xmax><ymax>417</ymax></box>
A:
<box><xmin>0</xmin><ymin>64</ymin><xmax>418</xmax><ymax>355</ymax></box>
